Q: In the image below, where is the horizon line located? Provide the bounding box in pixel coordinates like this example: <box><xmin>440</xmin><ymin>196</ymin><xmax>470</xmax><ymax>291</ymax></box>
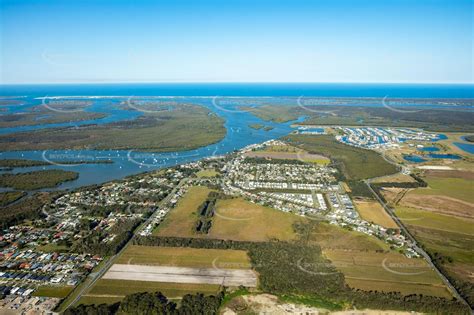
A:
<box><xmin>1</xmin><ymin>80</ymin><xmax>473</xmax><ymax>86</ymax></box>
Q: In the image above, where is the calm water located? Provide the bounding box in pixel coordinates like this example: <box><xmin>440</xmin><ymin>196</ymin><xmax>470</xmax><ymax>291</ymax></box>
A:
<box><xmin>0</xmin><ymin>83</ymin><xmax>473</xmax><ymax>191</ymax></box>
<box><xmin>454</xmin><ymin>142</ymin><xmax>474</xmax><ymax>154</ymax></box>
<box><xmin>403</xmin><ymin>155</ymin><xmax>427</xmax><ymax>163</ymax></box>
<box><xmin>418</xmin><ymin>147</ymin><xmax>440</xmax><ymax>152</ymax></box>
<box><xmin>427</xmin><ymin>153</ymin><xmax>462</xmax><ymax>160</ymax></box>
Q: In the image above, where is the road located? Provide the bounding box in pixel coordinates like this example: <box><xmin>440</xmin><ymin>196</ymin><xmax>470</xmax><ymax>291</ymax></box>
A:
<box><xmin>61</xmin><ymin>177</ymin><xmax>189</xmax><ymax>311</ymax></box>
<box><xmin>364</xmin><ymin>153</ymin><xmax>471</xmax><ymax>310</ymax></box>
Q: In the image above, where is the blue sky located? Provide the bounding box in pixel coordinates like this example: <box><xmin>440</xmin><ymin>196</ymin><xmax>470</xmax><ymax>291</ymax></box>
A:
<box><xmin>0</xmin><ymin>0</ymin><xmax>472</xmax><ymax>84</ymax></box>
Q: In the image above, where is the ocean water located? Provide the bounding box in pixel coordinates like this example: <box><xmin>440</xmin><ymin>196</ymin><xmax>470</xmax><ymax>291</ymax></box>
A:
<box><xmin>0</xmin><ymin>83</ymin><xmax>472</xmax><ymax>191</ymax></box>
<box><xmin>1</xmin><ymin>82</ymin><xmax>473</xmax><ymax>98</ymax></box>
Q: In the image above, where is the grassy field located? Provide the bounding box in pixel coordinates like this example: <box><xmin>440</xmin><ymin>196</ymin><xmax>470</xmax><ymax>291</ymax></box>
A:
<box><xmin>284</xmin><ymin>134</ymin><xmax>398</xmax><ymax>180</ymax></box>
<box><xmin>0</xmin><ymin>104</ymin><xmax>226</xmax><ymax>152</ymax></box>
<box><xmin>0</xmin><ymin>170</ymin><xmax>78</xmax><ymax>190</ymax></box>
<box><xmin>301</xmin><ymin>222</ymin><xmax>389</xmax><ymax>252</ymax></box>
<box><xmin>412</xmin><ymin>177</ymin><xmax>474</xmax><ymax>203</ymax></box>
<box><xmin>395</xmin><ymin>207</ymin><xmax>474</xmax><ymax>236</ymax></box>
<box><xmin>33</xmin><ymin>285</ymin><xmax>74</xmax><ymax>298</ymax></box>
<box><xmin>354</xmin><ymin>200</ymin><xmax>398</xmax><ymax>229</ymax></box>
<box><xmin>209</xmin><ymin>198</ymin><xmax>302</xmax><ymax>242</ymax></box>
<box><xmin>154</xmin><ymin>186</ymin><xmax>212</xmax><ymax>237</ymax></box>
<box><xmin>324</xmin><ymin>250</ymin><xmax>451</xmax><ymax>298</ymax></box>
<box><xmin>116</xmin><ymin>245</ymin><xmax>251</xmax><ymax>269</ymax></box>
<box><xmin>196</xmin><ymin>169</ymin><xmax>220</xmax><ymax>178</ymax></box>
<box><xmin>80</xmin><ymin>279</ymin><xmax>221</xmax><ymax>305</ymax></box>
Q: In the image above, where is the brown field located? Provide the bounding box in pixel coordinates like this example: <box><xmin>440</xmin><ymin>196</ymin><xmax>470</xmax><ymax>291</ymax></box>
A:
<box><xmin>423</xmin><ymin>169</ymin><xmax>474</xmax><ymax>180</ymax></box>
<box><xmin>306</xmin><ymin>222</ymin><xmax>389</xmax><ymax>252</ymax></box>
<box><xmin>324</xmin><ymin>249</ymin><xmax>451</xmax><ymax>298</ymax></box>
<box><xmin>154</xmin><ymin>186</ymin><xmax>212</xmax><ymax>237</ymax></box>
<box><xmin>116</xmin><ymin>245</ymin><xmax>251</xmax><ymax>269</ymax></box>
<box><xmin>372</xmin><ymin>173</ymin><xmax>416</xmax><ymax>183</ymax></box>
<box><xmin>354</xmin><ymin>200</ymin><xmax>398</xmax><ymax>229</ymax></box>
<box><xmin>400</xmin><ymin>193</ymin><xmax>474</xmax><ymax>219</ymax></box>
<box><xmin>209</xmin><ymin>198</ymin><xmax>302</xmax><ymax>242</ymax></box>
<box><xmin>380</xmin><ymin>187</ymin><xmax>408</xmax><ymax>206</ymax></box>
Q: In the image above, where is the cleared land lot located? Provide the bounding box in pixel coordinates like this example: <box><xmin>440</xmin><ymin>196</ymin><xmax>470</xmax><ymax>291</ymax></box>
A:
<box><xmin>116</xmin><ymin>245</ymin><xmax>251</xmax><ymax>269</ymax></box>
<box><xmin>400</xmin><ymin>193</ymin><xmax>474</xmax><ymax>219</ymax></box>
<box><xmin>154</xmin><ymin>186</ymin><xmax>212</xmax><ymax>237</ymax></box>
<box><xmin>305</xmin><ymin>222</ymin><xmax>389</xmax><ymax>252</ymax></box>
<box><xmin>324</xmin><ymin>250</ymin><xmax>451</xmax><ymax>298</ymax></box>
<box><xmin>354</xmin><ymin>200</ymin><xmax>398</xmax><ymax>229</ymax></box>
<box><xmin>210</xmin><ymin>198</ymin><xmax>302</xmax><ymax>241</ymax></box>
<box><xmin>103</xmin><ymin>264</ymin><xmax>257</xmax><ymax>287</ymax></box>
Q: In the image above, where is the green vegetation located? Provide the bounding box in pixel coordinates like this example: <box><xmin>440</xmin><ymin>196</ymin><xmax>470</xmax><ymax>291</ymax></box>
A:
<box><xmin>134</xmin><ymin>236</ymin><xmax>469</xmax><ymax>314</ymax></box>
<box><xmin>242</xmin><ymin>105</ymin><xmax>298</xmax><ymax>123</ymax></box>
<box><xmin>396</xmin><ymin>207</ymin><xmax>474</xmax><ymax>235</ymax></box>
<box><xmin>248</xmin><ymin>123</ymin><xmax>264</xmax><ymax>129</ymax></box>
<box><xmin>278</xmin><ymin>294</ymin><xmax>344</xmax><ymax>311</ymax></box>
<box><xmin>412</xmin><ymin>177</ymin><xmax>474</xmax><ymax>203</ymax></box>
<box><xmin>155</xmin><ymin>186</ymin><xmax>214</xmax><ymax>237</ymax></box>
<box><xmin>324</xmin><ymin>249</ymin><xmax>450</xmax><ymax>298</ymax></box>
<box><xmin>285</xmin><ymin>134</ymin><xmax>398</xmax><ymax>180</ymax></box>
<box><xmin>195</xmin><ymin>191</ymin><xmax>219</xmax><ymax>234</ymax></box>
<box><xmin>395</xmin><ymin>206</ymin><xmax>474</xmax><ymax>306</ymax></box>
<box><xmin>0</xmin><ymin>104</ymin><xmax>226</xmax><ymax>152</ymax></box>
<box><xmin>0</xmin><ymin>159</ymin><xmax>49</xmax><ymax>167</ymax></box>
<box><xmin>0</xmin><ymin>169</ymin><xmax>78</xmax><ymax>190</ymax></box>
<box><xmin>85</xmin><ymin>279</ymin><xmax>221</xmax><ymax>301</ymax></box>
<box><xmin>0</xmin><ymin>192</ymin><xmax>52</xmax><ymax>229</ymax></box>
<box><xmin>116</xmin><ymin>245</ymin><xmax>251</xmax><ymax>269</ymax></box>
<box><xmin>0</xmin><ymin>191</ymin><xmax>26</xmax><ymax>206</ymax></box>
<box><xmin>244</xmin><ymin>103</ymin><xmax>474</xmax><ymax>132</ymax></box>
<box><xmin>72</xmin><ymin>218</ymin><xmax>141</xmax><ymax>256</ymax></box>
<box><xmin>33</xmin><ymin>285</ymin><xmax>74</xmax><ymax>298</ymax></box>
<box><xmin>0</xmin><ymin>159</ymin><xmax>113</xmax><ymax>169</ymax></box>
<box><xmin>196</xmin><ymin>169</ymin><xmax>219</xmax><ymax>178</ymax></box>
<box><xmin>210</xmin><ymin>197</ymin><xmax>302</xmax><ymax>242</ymax></box>
<box><xmin>0</xmin><ymin>107</ymin><xmax>106</xmax><ymax>128</ymax></box>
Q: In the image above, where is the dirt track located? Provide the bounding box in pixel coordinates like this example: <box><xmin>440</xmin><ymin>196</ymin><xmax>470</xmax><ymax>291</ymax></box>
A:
<box><xmin>102</xmin><ymin>264</ymin><xmax>257</xmax><ymax>287</ymax></box>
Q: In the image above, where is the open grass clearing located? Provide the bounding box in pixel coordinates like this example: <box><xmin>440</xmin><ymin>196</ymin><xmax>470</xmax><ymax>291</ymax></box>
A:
<box><xmin>209</xmin><ymin>198</ymin><xmax>303</xmax><ymax>242</ymax></box>
<box><xmin>116</xmin><ymin>245</ymin><xmax>251</xmax><ymax>269</ymax></box>
<box><xmin>196</xmin><ymin>169</ymin><xmax>219</xmax><ymax>178</ymax></box>
<box><xmin>354</xmin><ymin>200</ymin><xmax>398</xmax><ymax>229</ymax></box>
<box><xmin>324</xmin><ymin>250</ymin><xmax>450</xmax><ymax>298</ymax></box>
<box><xmin>400</xmin><ymin>193</ymin><xmax>474</xmax><ymax>219</ymax></box>
<box><xmin>154</xmin><ymin>186</ymin><xmax>212</xmax><ymax>237</ymax></box>
<box><xmin>85</xmin><ymin>279</ymin><xmax>220</xmax><ymax>301</ymax></box>
<box><xmin>413</xmin><ymin>177</ymin><xmax>474</xmax><ymax>203</ymax></box>
<box><xmin>33</xmin><ymin>285</ymin><xmax>74</xmax><ymax>298</ymax></box>
<box><xmin>304</xmin><ymin>222</ymin><xmax>389</xmax><ymax>252</ymax></box>
<box><xmin>395</xmin><ymin>206</ymin><xmax>474</xmax><ymax>235</ymax></box>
